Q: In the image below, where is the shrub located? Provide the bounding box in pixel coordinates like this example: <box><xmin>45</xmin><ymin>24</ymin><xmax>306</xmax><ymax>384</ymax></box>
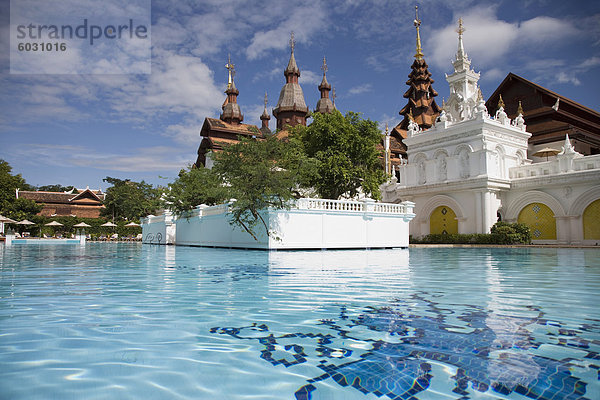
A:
<box><xmin>411</xmin><ymin>222</ymin><xmax>531</xmax><ymax>245</ymax></box>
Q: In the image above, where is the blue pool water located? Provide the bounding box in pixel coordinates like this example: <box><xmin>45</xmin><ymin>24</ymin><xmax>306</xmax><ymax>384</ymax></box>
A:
<box><xmin>1</xmin><ymin>243</ymin><xmax>599</xmax><ymax>400</ymax></box>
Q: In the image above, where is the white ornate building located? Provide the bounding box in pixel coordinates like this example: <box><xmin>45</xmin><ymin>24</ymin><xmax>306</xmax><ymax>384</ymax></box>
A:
<box><xmin>383</xmin><ymin>22</ymin><xmax>600</xmax><ymax>245</ymax></box>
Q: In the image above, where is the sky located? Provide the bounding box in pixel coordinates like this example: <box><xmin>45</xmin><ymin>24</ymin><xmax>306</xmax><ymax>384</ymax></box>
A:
<box><xmin>1</xmin><ymin>0</ymin><xmax>599</xmax><ymax>191</ymax></box>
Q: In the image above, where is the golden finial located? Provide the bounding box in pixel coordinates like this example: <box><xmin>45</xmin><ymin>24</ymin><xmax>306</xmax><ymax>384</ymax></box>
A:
<box><xmin>225</xmin><ymin>54</ymin><xmax>235</xmax><ymax>89</ymax></box>
<box><xmin>457</xmin><ymin>17</ymin><xmax>465</xmax><ymax>36</ymax></box>
<box><xmin>289</xmin><ymin>31</ymin><xmax>295</xmax><ymax>53</ymax></box>
<box><xmin>321</xmin><ymin>56</ymin><xmax>328</xmax><ymax>75</ymax></box>
<box><xmin>264</xmin><ymin>92</ymin><xmax>268</xmax><ymax>108</ymax></box>
<box><xmin>385</xmin><ymin>122</ymin><xmax>389</xmax><ymax>134</ymax></box>
<box><xmin>517</xmin><ymin>101</ymin><xmax>524</xmax><ymax>115</ymax></box>
<box><xmin>332</xmin><ymin>86</ymin><xmax>336</xmax><ymax>105</ymax></box>
<box><xmin>407</xmin><ymin>109</ymin><xmax>414</xmax><ymax>121</ymax></box>
<box><xmin>477</xmin><ymin>88</ymin><xmax>483</xmax><ymax>102</ymax></box>
<box><xmin>414</xmin><ymin>5</ymin><xmax>424</xmax><ymax>60</ymax></box>
<box><xmin>498</xmin><ymin>94</ymin><xmax>505</xmax><ymax>109</ymax></box>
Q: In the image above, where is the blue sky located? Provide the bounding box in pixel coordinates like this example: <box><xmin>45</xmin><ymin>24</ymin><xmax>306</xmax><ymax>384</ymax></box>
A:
<box><xmin>1</xmin><ymin>0</ymin><xmax>599</xmax><ymax>190</ymax></box>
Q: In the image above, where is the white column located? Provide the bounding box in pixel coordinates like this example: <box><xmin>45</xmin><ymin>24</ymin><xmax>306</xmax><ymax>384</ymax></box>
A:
<box><xmin>475</xmin><ymin>191</ymin><xmax>482</xmax><ymax>233</ymax></box>
<box><xmin>482</xmin><ymin>190</ymin><xmax>497</xmax><ymax>233</ymax></box>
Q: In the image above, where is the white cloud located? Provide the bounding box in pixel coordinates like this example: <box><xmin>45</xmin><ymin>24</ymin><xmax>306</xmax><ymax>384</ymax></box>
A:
<box><xmin>246</xmin><ymin>2</ymin><xmax>328</xmax><ymax>60</ymax></box>
<box><xmin>426</xmin><ymin>7</ymin><xmax>579</xmax><ymax>69</ymax></box>
<box><xmin>581</xmin><ymin>56</ymin><xmax>600</xmax><ymax>69</ymax></box>
<box><xmin>299</xmin><ymin>70</ymin><xmax>321</xmax><ymax>86</ymax></box>
<box><xmin>556</xmin><ymin>72</ymin><xmax>581</xmax><ymax>86</ymax></box>
<box><xmin>348</xmin><ymin>83</ymin><xmax>373</xmax><ymax>96</ymax></box>
<box><xmin>16</xmin><ymin>143</ymin><xmax>190</xmax><ymax>173</ymax></box>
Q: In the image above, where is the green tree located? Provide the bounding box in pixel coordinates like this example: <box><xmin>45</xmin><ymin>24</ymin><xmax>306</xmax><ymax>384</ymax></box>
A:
<box><xmin>163</xmin><ymin>166</ymin><xmax>228</xmax><ymax>216</ymax></box>
<box><xmin>37</xmin><ymin>184</ymin><xmax>76</xmax><ymax>192</ymax></box>
<box><xmin>212</xmin><ymin>134</ymin><xmax>317</xmax><ymax>239</ymax></box>
<box><xmin>0</xmin><ymin>159</ymin><xmax>41</xmax><ymax>220</ymax></box>
<box><xmin>101</xmin><ymin>177</ymin><xmax>161</xmax><ymax>222</ymax></box>
<box><xmin>290</xmin><ymin>110</ymin><xmax>386</xmax><ymax>200</ymax></box>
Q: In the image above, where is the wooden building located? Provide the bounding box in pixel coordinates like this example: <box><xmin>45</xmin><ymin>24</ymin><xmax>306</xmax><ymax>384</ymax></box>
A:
<box><xmin>16</xmin><ymin>187</ymin><xmax>105</xmax><ymax>218</ymax></box>
<box><xmin>486</xmin><ymin>73</ymin><xmax>600</xmax><ymax>158</ymax></box>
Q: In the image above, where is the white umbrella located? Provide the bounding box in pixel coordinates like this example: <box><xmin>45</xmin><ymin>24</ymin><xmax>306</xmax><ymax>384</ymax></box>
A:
<box><xmin>0</xmin><ymin>215</ymin><xmax>17</xmax><ymax>223</ymax></box>
<box><xmin>45</xmin><ymin>221</ymin><xmax>64</xmax><ymax>226</ymax></box>
<box><xmin>125</xmin><ymin>222</ymin><xmax>140</xmax><ymax>227</ymax></box>
<box><xmin>73</xmin><ymin>222</ymin><xmax>91</xmax><ymax>227</ymax></box>
<box><xmin>16</xmin><ymin>219</ymin><xmax>35</xmax><ymax>225</ymax></box>
<box><xmin>101</xmin><ymin>222</ymin><xmax>118</xmax><ymax>227</ymax></box>
<box><xmin>532</xmin><ymin>147</ymin><xmax>560</xmax><ymax>161</ymax></box>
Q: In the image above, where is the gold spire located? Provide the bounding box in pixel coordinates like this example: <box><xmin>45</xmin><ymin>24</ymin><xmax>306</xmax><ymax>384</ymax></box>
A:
<box><xmin>457</xmin><ymin>17</ymin><xmax>465</xmax><ymax>36</ymax></box>
<box><xmin>332</xmin><ymin>86</ymin><xmax>336</xmax><ymax>106</ymax></box>
<box><xmin>414</xmin><ymin>5</ymin><xmax>424</xmax><ymax>60</ymax></box>
<box><xmin>498</xmin><ymin>94</ymin><xmax>505</xmax><ymax>109</ymax></box>
<box><xmin>225</xmin><ymin>54</ymin><xmax>235</xmax><ymax>89</ymax></box>
<box><xmin>408</xmin><ymin>109</ymin><xmax>414</xmax><ymax>121</ymax></box>
<box><xmin>517</xmin><ymin>100</ymin><xmax>524</xmax><ymax>115</ymax></box>
<box><xmin>264</xmin><ymin>92</ymin><xmax>268</xmax><ymax>109</ymax></box>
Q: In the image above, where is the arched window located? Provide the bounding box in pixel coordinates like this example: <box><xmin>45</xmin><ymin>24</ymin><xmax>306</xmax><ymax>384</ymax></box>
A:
<box><xmin>430</xmin><ymin>206</ymin><xmax>458</xmax><ymax>235</ymax></box>
<box><xmin>518</xmin><ymin>203</ymin><xmax>556</xmax><ymax>240</ymax></box>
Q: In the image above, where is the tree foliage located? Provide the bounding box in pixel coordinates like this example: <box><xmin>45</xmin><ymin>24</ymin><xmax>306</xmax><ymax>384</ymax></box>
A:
<box><xmin>0</xmin><ymin>159</ymin><xmax>41</xmax><ymax>220</ymax></box>
<box><xmin>101</xmin><ymin>177</ymin><xmax>161</xmax><ymax>222</ymax></box>
<box><xmin>162</xmin><ymin>110</ymin><xmax>386</xmax><ymax>239</ymax></box>
<box><xmin>212</xmin><ymin>134</ymin><xmax>317</xmax><ymax>239</ymax></box>
<box><xmin>290</xmin><ymin>110</ymin><xmax>386</xmax><ymax>200</ymax></box>
<box><xmin>37</xmin><ymin>184</ymin><xmax>76</xmax><ymax>192</ymax></box>
<box><xmin>163</xmin><ymin>166</ymin><xmax>228</xmax><ymax>216</ymax></box>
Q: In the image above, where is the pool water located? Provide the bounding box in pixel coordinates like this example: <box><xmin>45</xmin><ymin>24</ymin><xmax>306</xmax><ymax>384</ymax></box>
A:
<box><xmin>1</xmin><ymin>243</ymin><xmax>599</xmax><ymax>400</ymax></box>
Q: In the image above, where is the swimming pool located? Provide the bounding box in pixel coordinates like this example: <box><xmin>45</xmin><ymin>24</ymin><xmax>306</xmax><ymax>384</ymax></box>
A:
<box><xmin>1</xmin><ymin>243</ymin><xmax>598</xmax><ymax>399</ymax></box>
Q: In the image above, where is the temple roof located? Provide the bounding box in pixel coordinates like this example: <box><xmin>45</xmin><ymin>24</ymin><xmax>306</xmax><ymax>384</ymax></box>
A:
<box><xmin>485</xmin><ymin>73</ymin><xmax>600</xmax><ymax>150</ymax></box>
<box><xmin>200</xmin><ymin>117</ymin><xmax>262</xmax><ymax>139</ymax></box>
<box><xmin>315</xmin><ymin>56</ymin><xmax>335</xmax><ymax>114</ymax></box>
<box><xmin>273</xmin><ymin>32</ymin><xmax>309</xmax><ymax>128</ymax></box>
<box><xmin>17</xmin><ymin>188</ymin><xmax>104</xmax><ymax>205</ymax></box>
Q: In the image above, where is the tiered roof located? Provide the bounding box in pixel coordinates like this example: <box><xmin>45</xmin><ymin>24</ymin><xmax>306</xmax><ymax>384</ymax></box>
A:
<box><xmin>273</xmin><ymin>32</ymin><xmax>310</xmax><ymax>130</ymax></box>
<box><xmin>315</xmin><ymin>57</ymin><xmax>335</xmax><ymax>114</ymax></box>
<box><xmin>386</xmin><ymin>6</ymin><xmax>440</xmax><ymax>167</ymax></box>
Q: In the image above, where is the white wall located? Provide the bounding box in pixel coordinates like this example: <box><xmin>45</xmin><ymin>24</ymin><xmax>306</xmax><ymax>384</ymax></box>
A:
<box><xmin>142</xmin><ymin>199</ymin><xmax>415</xmax><ymax>250</ymax></box>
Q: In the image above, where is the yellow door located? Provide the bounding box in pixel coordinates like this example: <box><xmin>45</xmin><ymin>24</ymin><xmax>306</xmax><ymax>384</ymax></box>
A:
<box><xmin>518</xmin><ymin>203</ymin><xmax>556</xmax><ymax>240</ymax></box>
<box><xmin>583</xmin><ymin>199</ymin><xmax>600</xmax><ymax>240</ymax></box>
<box><xmin>430</xmin><ymin>206</ymin><xmax>458</xmax><ymax>235</ymax></box>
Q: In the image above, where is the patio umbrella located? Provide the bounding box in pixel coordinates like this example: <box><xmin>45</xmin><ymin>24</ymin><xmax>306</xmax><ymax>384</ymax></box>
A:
<box><xmin>45</xmin><ymin>221</ymin><xmax>64</xmax><ymax>226</ymax></box>
<box><xmin>101</xmin><ymin>222</ymin><xmax>118</xmax><ymax>227</ymax></box>
<box><xmin>0</xmin><ymin>215</ymin><xmax>17</xmax><ymax>223</ymax></box>
<box><xmin>532</xmin><ymin>147</ymin><xmax>560</xmax><ymax>161</ymax></box>
<box><xmin>125</xmin><ymin>222</ymin><xmax>140</xmax><ymax>227</ymax></box>
<box><xmin>73</xmin><ymin>222</ymin><xmax>91</xmax><ymax>227</ymax></box>
<box><xmin>16</xmin><ymin>219</ymin><xmax>36</xmax><ymax>236</ymax></box>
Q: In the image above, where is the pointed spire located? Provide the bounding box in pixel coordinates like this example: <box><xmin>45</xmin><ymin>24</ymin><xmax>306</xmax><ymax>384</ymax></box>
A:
<box><xmin>497</xmin><ymin>94</ymin><xmax>505</xmax><ymax>110</ymax></box>
<box><xmin>221</xmin><ymin>54</ymin><xmax>243</xmax><ymax>124</ymax></box>
<box><xmin>456</xmin><ymin>18</ymin><xmax>466</xmax><ymax>59</ymax></box>
<box><xmin>332</xmin><ymin>87</ymin><xmax>336</xmax><ymax>106</ymax></box>
<box><xmin>284</xmin><ymin>31</ymin><xmax>300</xmax><ymax>79</ymax></box>
<box><xmin>315</xmin><ymin>56</ymin><xmax>334</xmax><ymax>113</ymax></box>
<box><xmin>273</xmin><ymin>32</ymin><xmax>309</xmax><ymax>130</ymax></box>
<box><xmin>397</xmin><ymin>10</ymin><xmax>440</xmax><ymax>132</ymax></box>
<box><xmin>260</xmin><ymin>92</ymin><xmax>271</xmax><ymax>135</ymax></box>
<box><xmin>451</xmin><ymin>17</ymin><xmax>472</xmax><ymax>73</ymax></box>
<box><xmin>414</xmin><ymin>5</ymin><xmax>424</xmax><ymax>60</ymax></box>
<box><xmin>261</xmin><ymin>92</ymin><xmax>270</xmax><ymax>119</ymax></box>
<box><xmin>225</xmin><ymin>53</ymin><xmax>235</xmax><ymax>89</ymax></box>
<box><xmin>517</xmin><ymin>100</ymin><xmax>524</xmax><ymax>115</ymax></box>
